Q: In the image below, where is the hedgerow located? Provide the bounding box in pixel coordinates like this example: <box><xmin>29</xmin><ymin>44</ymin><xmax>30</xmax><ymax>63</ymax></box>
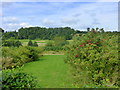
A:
<box><xmin>65</xmin><ymin>29</ymin><xmax>119</xmax><ymax>88</ymax></box>
<box><xmin>2</xmin><ymin>68</ymin><xmax>39</xmax><ymax>89</ymax></box>
<box><xmin>2</xmin><ymin>46</ymin><xmax>43</xmax><ymax>69</ymax></box>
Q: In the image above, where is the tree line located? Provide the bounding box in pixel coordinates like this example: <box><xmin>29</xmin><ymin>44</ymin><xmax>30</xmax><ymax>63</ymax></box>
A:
<box><xmin>1</xmin><ymin>27</ymin><xmax>119</xmax><ymax>40</ymax></box>
<box><xmin>2</xmin><ymin>27</ymin><xmax>76</xmax><ymax>40</ymax></box>
<box><xmin>2</xmin><ymin>40</ymin><xmax>38</xmax><ymax>47</ymax></box>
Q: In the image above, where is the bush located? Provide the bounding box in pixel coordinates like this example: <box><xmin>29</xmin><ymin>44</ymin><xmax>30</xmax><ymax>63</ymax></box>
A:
<box><xmin>53</xmin><ymin>36</ymin><xmax>69</xmax><ymax>46</ymax></box>
<box><xmin>2</xmin><ymin>46</ymin><xmax>43</xmax><ymax>69</ymax></box>
<box><xmin>27</xmin><ymin>40</ymin><xmax>38</xmax><ymax>47</ymax></box>
<box><xmin>44</xmin><ymin>46</ymin><xmax>65</xmax><ymax>51</ymax></box>
<box><xmin>27</xmin><ymin>40</ymin><xmax>33</xmax><ymax>46</ymax></box>
<box><xmin>46</xmin><ymin>41</ymin><xmax>54</xmax><ymax>47</ymax></box>
<box><xmin>33</xmin><ymin>41</ymin><xmax>38</xmax><ymax>47</ymax></box>
<box><xmin>44</xmin><ymin>37</ymin><xmax>69</xmax><ymax>51</ymax></box>
<box><xmin>65</xmin><ymin>29</ymin><xmax>119</xmax><ymax>88</ymax></box>
<box><xmin>2</xmin><ymin>69</ymin><xmax>39</xmax><ymax>88</ymax></box>
<box><xmin>25</xmin><ymin>46</ymin><xmax>42</xmax><ymax>61</ymax></box>
<box><xmin>2</xmin><ymin>40</ymin><xmax>22</xmax><ymax>47</ymax></box>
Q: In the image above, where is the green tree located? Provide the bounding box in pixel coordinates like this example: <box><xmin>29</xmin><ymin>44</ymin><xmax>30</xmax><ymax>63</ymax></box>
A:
<box><xmin>100</xmin><ymin>28</ymin><xmax>104</xmax><ymax>32</ymax></box>
<box><xmin>15</xmin><ymin>41</ymin><xmax>22</xmax><ymax>47</ymax></box>
<box><xmin>28</xmin><ymin>40</ymin><xmax>33</xmax><ymax>46</ymax></box>
<box><xmin>2</xmin><ymin>40</ymin><xmax>22</xmax><ymax>47</ymax></box>
<box><xmin>65</xmin><ymin>29</ymin><xmax>119</xmax><ymax>88</ymax></box>
<box><xmin>87</xmin><ymin>27</ymin><xmax>90</xmax><ymax>32</ymax></box>
<box><xmin>53</xmin><ymin>36</ymin><xmax>68</xmax><ymax>46</ymax></box>
<box><xmin>96</xmin><ymin>27</ymin><xmax>99</xmax><ymax>31</ymax></box>
<box><xmin>33</xmin><ymin>41</ymin><xmax>38</xmax><ymax>47</ymax></box>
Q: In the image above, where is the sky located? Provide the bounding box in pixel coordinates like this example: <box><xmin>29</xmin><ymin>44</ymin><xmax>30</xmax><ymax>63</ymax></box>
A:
<box><xmin>0</xmin><ymin>1</ymin><xmax>118</xmax><ymax>31</ymax></box>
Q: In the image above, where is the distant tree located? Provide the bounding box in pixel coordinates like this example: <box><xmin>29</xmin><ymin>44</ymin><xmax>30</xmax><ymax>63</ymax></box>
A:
<box><xmin>87</xmin><ymin>27</ymin><xmax>90</xmax><ymax>32</ymax></box>
<box><xmin>96</xmin><ymin>27</ymin><xmax>99</xmax><ymax>31</ymax></box>
<box><xmin>2</xmin><ymin>31</ymin><xmax>18</xmax><ymax>40</ymax></box>
<box><xmin>100</xmin><ymin>28</ymin><xmax>104</xmax><ymax>32</ymax></box>
<box><xmin>91</xmin><ymin>28</ymin><xmax>95</xmax><ymax>31</ymax></box>
<box><xmin>33</xmin><ymin>42</ymin><xmax>38</xmax><ymax>47</ymax></box>
<box><xmin>18</xmin><ymin>27</ymin><xmax>75</xmax><ymax>40</ymax></box>
<box><xmin>0</xmin><ymin>28</ymin><xmax>4</xmax><ymax>33</ymax></box>
<box><xmin>28</xmin><ymin>40</ymin><xmax>33</xmax><ymax>46</ymax></box>
<box><xmin>46</xmin><ymin>41</ymin><xmax>54</xmax><ymax>47</ymax></box>
<box><xmin>2</xmin><ymin>40</ymin><xmax>22</xmax><ymax>47</ymax></box>
<box><xmin>53</xmin><ymin>36</ymin><xmax>68</xmax><ymax>46</ymax></box>
<box><xmin>15</xmin><ymin>41</ymin><xmax>22</xmax><ymax>47</ymax></box>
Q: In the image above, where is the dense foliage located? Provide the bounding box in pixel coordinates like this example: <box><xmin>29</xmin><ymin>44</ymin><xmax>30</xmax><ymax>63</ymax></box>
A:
<box><xmin>2</xmin><ymin>40</ymin><xmax>22</xmax><ymax>47</ymax></box>
<box><xmin>2</xmin><ymin>27</ymin><xmax>75</xmax><ymax>40</ymax></box>
<box><xmin>2</xmin><ymin>69</ymin><xmax>39</xmax><ymax>89</ymax></box>
<box><xmin>44</xmin><ymin>36</ymin><xmax>68</xmax><ymax>51</ymax></box>
<box><xmin>44</xmin><ymin>46</ymin><xmax>65</xmax><ymax>51</ymax></box>
<box><xmin>0</xmin><ymin>28</ymin><xmax>4</xmax><ymax>33</ymax></box>
<box><xmin>2</xmin><ymin>46</ymin><xmax>43</xmax><ymax>69</ymax></box>
<box><xmin>2</xmin><ymin>31</ymin><xmax>18</xmax><ymax>39</ymax></box>
<box><xmin>65</xmin><ymin>29</ymin><xmax>119</xmax><ymax>88</ymax></box>
<box><xmin>2</xmin><ymin>27</ymin><xmax>119</xmax><ymax>40</ymax></box>
<box><xmin>27</xmin><ymin>40</ymin><xmax>38</xmax><ymax>47</ymax></box>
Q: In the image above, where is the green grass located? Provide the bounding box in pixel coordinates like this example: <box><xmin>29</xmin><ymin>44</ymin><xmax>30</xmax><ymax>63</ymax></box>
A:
<box><xmin>21</xmin><ymin>55</ymin><xmax>73</xmax><ymax>88</ymax></box>
<box><xmin>18</xmin><ymin>39</ymin><xmax>48</xmax><ymax>46</ymax></box>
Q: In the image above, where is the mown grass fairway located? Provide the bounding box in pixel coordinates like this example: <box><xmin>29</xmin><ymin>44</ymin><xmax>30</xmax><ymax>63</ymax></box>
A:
<box><xmin>21</xmin><ymin>55</ymin><xmax>73</xmax><ymax>88</ymax></box>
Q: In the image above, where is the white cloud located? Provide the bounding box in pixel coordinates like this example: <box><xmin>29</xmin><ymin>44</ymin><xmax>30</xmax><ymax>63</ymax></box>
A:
<box><xmin>61</xmin><ymin>17</ymin><xmax>79</xmax><ymax>24</ymax></box>
<box><xmin>19</xmin><ymin>22</ymin><xmax>34</xmax><ymax>27</ymax></box>
<box><xmin>8</xmin><ymin>23</ymin><xmax>18</xmax><ymax>26</ymax></box>
<box><xmin>97</xmin><ymin>0</ymin><xmax>119</xmax><ymax>2</ymax></box>
<box><xmin>42</xmin><ymin>18</ymin><xmax>54</xmax><ymax>25</ymax></box>
<box><xmin>2</xmin><ymin>16</ymin><xmax>33</xmax><ymax>30</ymax></box>
<box><xmin>3</xmin><ymin>17</ymin><xmax>19</xmax><ymax>23</ymax></box>
<box><xmin>19</xmin><ymin>22</ymin><xmax>28</xmax><ymax>26</ymax></box>
<box><xmin>3</xmin><ymin>22</ymin><xmax>33</xmax><ymax>31</ymax></box>
<box><xmin>59</xmin><ymin>2</ymin><xmax>118</xmax><ymax>31</ymax></box>
<box><xmin>1</xmin><ymin>2</ymin><xmax>118</xmax><ymax>31</ymax></box>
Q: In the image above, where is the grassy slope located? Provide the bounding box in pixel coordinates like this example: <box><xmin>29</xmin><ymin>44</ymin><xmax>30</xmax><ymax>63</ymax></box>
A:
<box><xmin>21</xmin><ymin>55</ymin><xmax>73</xmax><ymax>88</ymax></box>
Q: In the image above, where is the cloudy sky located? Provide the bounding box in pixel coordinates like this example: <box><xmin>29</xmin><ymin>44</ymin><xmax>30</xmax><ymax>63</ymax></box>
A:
<box><xmin>0</xmin><ymin>1</ymin><xmax>118</xmax><ymax>31</ymax></box>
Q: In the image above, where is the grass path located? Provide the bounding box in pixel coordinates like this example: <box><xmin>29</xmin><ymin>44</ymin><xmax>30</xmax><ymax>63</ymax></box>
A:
<box><xmin>21</xmin><ymin>55</ymin><xmax>73</xmax><ymax>88</ymax></box>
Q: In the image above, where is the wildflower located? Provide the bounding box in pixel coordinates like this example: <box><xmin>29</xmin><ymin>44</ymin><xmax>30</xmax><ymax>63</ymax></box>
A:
<box><xmin>75</xmin><ymin>54</ymin><xmax>79</xmax><ymax>58</ymax></box>
<box><xmin>76</xmin><ymin>48</ymin><xmax>78</xmax><ymax>50</ymax></box>
<box><xmin>79</xmin><ymin>45</ymin><xmax>83</xmax><ymax>47</ymax></box>
<box><xmin>88</xmin><ymin>43</ymin><xmax>92</xmax><ymax>45</ymax></box>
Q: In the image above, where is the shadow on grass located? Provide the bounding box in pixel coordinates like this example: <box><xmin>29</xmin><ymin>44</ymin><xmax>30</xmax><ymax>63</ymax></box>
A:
<box><xmin>31</xmin><ymin>56</ymin><xmax>46</xmax><ymax>62</ymax></box>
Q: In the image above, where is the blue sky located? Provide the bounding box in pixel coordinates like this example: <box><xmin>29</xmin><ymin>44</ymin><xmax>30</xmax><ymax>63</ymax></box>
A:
<box><xmin>1</xmin><ymin>2</ymin><xmax>118</xmax><ymax>31</ymax></box>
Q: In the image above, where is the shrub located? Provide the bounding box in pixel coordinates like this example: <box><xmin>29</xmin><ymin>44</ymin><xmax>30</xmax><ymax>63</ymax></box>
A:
<box><xmin>2</xmin><ymin>46</ymin><xmax>43</xmax><ymax>69</ymax></box>
<box><xmin>2</xmin><ymin>47</ymin><xmax>31</xmax><ymax>69</ymax></box>
<box><xmin>33</xmin><ymin>41</ymin><xmax>38</xmax><ymax>47</ymax></box>
<box><xmin>44</xmin><ymin>37</ymin><xmax>69</xmax><ymax>51</ymax></box>
<box><xmin>44</xmin><ymin>46</ymin><xmax>65</xmax><ymax>51</ymax></box>
<box><xmin>28</xmin><ymin>41</ymin><xmax>38</xmax><ymax>47</ymax></box>
<box><xmin>25</xmin><ymin>46</ymin><xmax>41</xmax><ymax>61</ymax></box>
<box><xmin>2</xmin><ymin>69</ymin><xmax>39</xmax><ymax>89</ymax></box>
<box><xmin>53</xmin><ymin>36</ymin><xmax>69</xmax><ymax>46</ymax></box>
<box><xmin>27</xmin><ymin>40</ymin><xmax>33</xmax><ymax>46</ymax></box>
<box><xmin>46</xmin><ymin>41</ymin><xmax>54</xmax><ymax>47</ymax></box>
<box><xmin>65</xmin><ymin>29</ymin><xmax>119</xmax><ymax>88</ymax></box>
<box><xmin>2</xmin><ymin>40</ymin><xmax>22</xmax><ymax>47</ymax></box>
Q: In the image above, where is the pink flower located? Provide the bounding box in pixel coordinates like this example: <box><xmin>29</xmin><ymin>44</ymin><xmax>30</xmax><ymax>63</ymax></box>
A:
<box><xmin>79</xmin><ymin>45</ymin><xmax>83</xmax><ymax>47</ymax></box>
